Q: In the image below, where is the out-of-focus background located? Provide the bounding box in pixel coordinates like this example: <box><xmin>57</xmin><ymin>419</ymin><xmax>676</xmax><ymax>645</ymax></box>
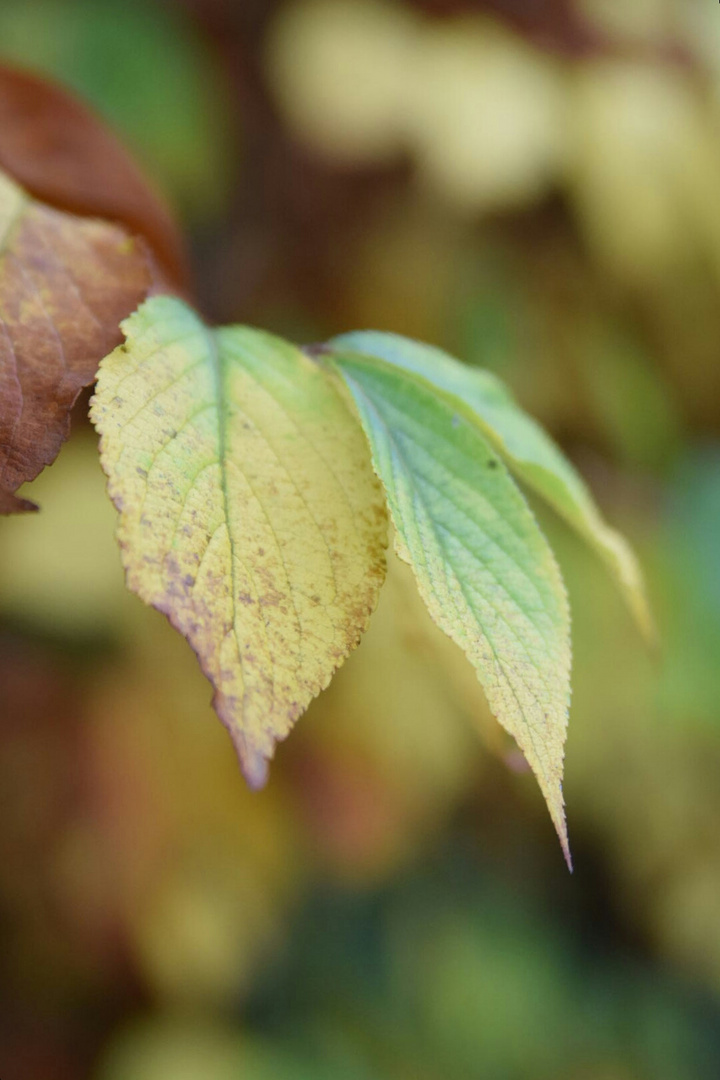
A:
<box><xmin>1</xmin><ymin>0</ymin><xmax>720</xmax><ymax>1076</ymax></box>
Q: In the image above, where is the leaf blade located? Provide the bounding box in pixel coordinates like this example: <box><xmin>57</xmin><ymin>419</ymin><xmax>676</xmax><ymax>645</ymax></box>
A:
<box><xmin>0</xmin><ymin>65</ymin><xmax>189</xmax><ymax>289</ymax></box>
<box><xmin>0</xmin><ymin>167</ymin><xmax>154</xmax><ymax>512</ymax></box>
<box><xmin>331</xmin><ymin>330</ymin><xmax>651</xmax><ymax>639</ymax></box>
<box><xmin>91</xmin><ymin>296</ymin><xmax>388</xmax><ymax>785</ymax></box>
<box><xmin>331</xmin><ymin>349</ymin><xmax>572</xmax><ymax>862</ymax></box>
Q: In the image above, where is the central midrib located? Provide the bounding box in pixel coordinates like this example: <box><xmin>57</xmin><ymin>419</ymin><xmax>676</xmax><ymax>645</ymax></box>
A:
<box><xmin>206</xmin><ymin>324</ymin><xmax>240</xmax><ymax>646</ymax></box>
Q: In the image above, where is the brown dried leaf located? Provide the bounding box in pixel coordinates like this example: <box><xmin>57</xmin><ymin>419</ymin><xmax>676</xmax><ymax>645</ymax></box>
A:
<box><xmin>0</xmin><ymin>168</ymin><xmax>155</xmax><ymax>513</ymax></box>
<box><xmin>0</xmin><ymin>66</ymin><xmax>189</xmax><ymax>290</ymax></box>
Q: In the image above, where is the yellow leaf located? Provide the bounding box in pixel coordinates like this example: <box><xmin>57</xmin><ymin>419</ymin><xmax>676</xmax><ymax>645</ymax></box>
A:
<box><xmin>91</xmin><ymin>297</ymin><xmax>388</xmax><ymax>786</ymax></box>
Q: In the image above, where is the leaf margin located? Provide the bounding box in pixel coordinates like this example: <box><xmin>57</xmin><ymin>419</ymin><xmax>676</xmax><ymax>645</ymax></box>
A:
<box><xmin>329</xmin><ymin>329</ymin><xmax>652</xmax><ymax>642</ymax></box>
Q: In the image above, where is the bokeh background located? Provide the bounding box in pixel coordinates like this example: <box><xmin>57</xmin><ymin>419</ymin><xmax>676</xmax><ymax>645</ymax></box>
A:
<box><xmin>2</xmin><ymin>0</ymin><xmax>720</xmax><ymax>1077</ymax></box>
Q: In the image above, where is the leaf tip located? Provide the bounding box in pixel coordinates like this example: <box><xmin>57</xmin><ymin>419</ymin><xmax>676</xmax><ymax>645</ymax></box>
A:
<box><xmin>561</xmin><ymin>829</ymin><xmax>573</xmax><ymax>874</ymax></box>
<box><xmin>229</xmin><ymin>726</ymin><xmax>271</xmax><ymax>791</ymax></box>
<box><xmin>539</xmin><ymin>773</ymin><xmax>572</xmax><ymax>872</ymax></box>
<box><xmin>0</xmin><ymin>488</ymin><xmax>39</xmax><ymax>514</ymax></box>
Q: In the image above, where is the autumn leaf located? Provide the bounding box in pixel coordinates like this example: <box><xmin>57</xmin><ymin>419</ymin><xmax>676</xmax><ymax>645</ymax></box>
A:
<box><xmin>90</xmin><ymin>296</ymin><xmax>388</xmax><ymax>787</ymax></box>
<box><xmin>0</xmin><ymin>66</ymin><xmax>188</xmax><ymax>290</ymax></box>
<box><xmin>0</xmin><ymin>167</ymin><xmax>158</xmax><ymax>513</ymax></box>
<box><xmin>330</xmin><ymin>348</ymin><xmax>572</xmax><ymax>864</ymax></box>
<box><xmin>0</xmin><ymin>67</ymin><xmax>189</xmax><ymax>513</ymax></box>
<box><xmin>331</xmin><ymin>330</ymin><xmax>651</xmax><ymax>639</ymax></box>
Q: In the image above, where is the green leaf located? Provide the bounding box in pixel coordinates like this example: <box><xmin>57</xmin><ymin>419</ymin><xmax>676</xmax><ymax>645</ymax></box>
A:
<box><xmin>329</xmin><ymin>348</ymin><xmax>572</xmax><ymax>864</ymax></box>
<box><xmin>330</xmin><ymin>330</ymin><xmax>651</xmax><ymax>640</ymax></box>
<box><xmin>90</xmin><ymin>297</ymin><xmax>388</xmax><ymax>786</ymax></box>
